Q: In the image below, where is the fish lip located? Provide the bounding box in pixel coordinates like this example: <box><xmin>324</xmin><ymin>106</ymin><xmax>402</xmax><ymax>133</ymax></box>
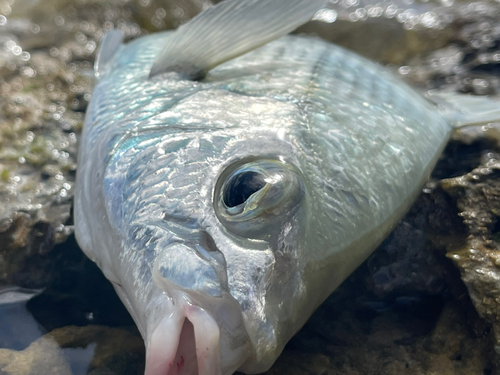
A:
<box><xmin>150</xmin><ymin>217</ymin><xmax>287</xmax><ymax>372</ymax></box>
<box><xmin>144</xmin><ymin>295</ymin><xmax>221</xmax><ymax>375</ymax></box>
<box><xmin>140</xmin><ymin>210</ymin><xmax>291</xmax><ymax>372</ymax></box>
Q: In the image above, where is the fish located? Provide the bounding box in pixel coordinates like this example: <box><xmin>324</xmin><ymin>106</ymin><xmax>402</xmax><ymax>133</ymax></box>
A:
<box><xmin>74</xmin><ymin>0</ymin><xmax>500</xmax><ymax>374</ymax></box>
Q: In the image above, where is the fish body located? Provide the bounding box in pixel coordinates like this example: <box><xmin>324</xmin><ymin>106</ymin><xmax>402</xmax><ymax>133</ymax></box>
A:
<box><xmin>74</xmin><ymin>1</ymin><xmax>494</xmax><ymax>374</ymax></box>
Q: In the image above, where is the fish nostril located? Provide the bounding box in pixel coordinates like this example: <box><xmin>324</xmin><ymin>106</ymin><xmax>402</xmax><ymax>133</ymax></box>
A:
<box><xmin>223</xmin><ymin>171</ymin><xmax>267</xmax><ymax>207</ymax></box>
<box><xmin>196</xmin><ymin>231</ymin><xmax>228</xmax><ymax>290</ymax></box>
<box><xmin>195</xmin><ymin>231</ymin><xmax>227</xmax><ymax>271</ymax></box>
<box><xmin>199</xmin><ymin>230</ymin><xmax>218</xmax><ymax>253</ymax></box>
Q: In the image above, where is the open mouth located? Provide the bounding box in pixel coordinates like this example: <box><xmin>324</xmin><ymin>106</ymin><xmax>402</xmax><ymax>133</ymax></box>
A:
<box><xmin>144</xmin><ymin>302</ymin><xmax>221</xmax><ymax>375</ymax></box>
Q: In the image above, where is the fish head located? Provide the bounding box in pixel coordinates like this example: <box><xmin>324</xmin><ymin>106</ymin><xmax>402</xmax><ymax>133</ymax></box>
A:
<box><xmin>106</xmin><ymin>87</ymin><xmax>323</xmax><ymax>374</ymax></box>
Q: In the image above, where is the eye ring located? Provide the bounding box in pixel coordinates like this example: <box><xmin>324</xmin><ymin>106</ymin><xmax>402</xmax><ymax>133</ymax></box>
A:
<box><xmin>214</xmin><ymin>158</ymin><xmax>305</xmax><ymax>239</ymax></box>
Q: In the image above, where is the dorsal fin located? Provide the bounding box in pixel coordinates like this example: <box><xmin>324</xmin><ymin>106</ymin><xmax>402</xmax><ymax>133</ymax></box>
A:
<box><xmin>149</xmin><ymin>0</ymin><xmax>328</xmax><ymax>79</ymax></box>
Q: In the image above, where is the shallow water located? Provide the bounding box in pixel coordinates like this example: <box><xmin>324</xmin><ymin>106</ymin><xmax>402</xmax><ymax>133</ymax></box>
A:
<box><xmin>1</xmin><ymin>0</ymin><xmax>500</xmax><ymax>374</ymax></box>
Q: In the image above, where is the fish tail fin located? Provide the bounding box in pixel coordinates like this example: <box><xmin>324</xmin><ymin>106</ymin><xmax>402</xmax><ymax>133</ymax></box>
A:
<box><xmin>427</xmin><ymin>90</ymin><xmax>500</xmax><ymax>128</ymax></box>
<box><xmin>149</xmin><ymin>0</ymin><xmax>328</xmax><ymax>79</ymax></box>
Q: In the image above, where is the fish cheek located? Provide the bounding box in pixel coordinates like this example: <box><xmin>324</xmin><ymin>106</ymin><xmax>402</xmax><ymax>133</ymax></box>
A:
<box><xmin>219</xmin><ymin>205</ymin><xmax>308</xmax><ymax>367</ymax></box>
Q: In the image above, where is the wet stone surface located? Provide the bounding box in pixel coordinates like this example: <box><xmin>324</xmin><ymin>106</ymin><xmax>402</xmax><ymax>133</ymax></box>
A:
<box><xmin>2</xmin><ymin>0</ymin><xmax>500</xmax><ymax>374</ymax></box>
<box><xmin>440</xmin><ymin>134</ymin><xmax>500</xmax><ymax>358</ymax></box>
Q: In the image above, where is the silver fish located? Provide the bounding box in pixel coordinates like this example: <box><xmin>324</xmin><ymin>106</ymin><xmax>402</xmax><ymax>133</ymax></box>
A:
<box><xmin>74</xmin><ymin>0</ymin><xmax>500</xmax><ymax>374</ymax></box>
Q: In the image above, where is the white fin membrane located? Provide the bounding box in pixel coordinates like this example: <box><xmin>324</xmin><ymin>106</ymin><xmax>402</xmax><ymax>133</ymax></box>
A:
<box><xmin>149</xmin><ymin>0</ymin><xmax>328</xmax><ymax>79</ymax></box>
<box><xmin>427</xmin><ymin>90</ymin><xmax>500</xmax><ymax>127</ymax></box>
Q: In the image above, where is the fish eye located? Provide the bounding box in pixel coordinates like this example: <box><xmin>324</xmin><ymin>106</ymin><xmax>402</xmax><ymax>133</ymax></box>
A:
<box><xmin>223</xmin><ymin>171</ymin><xmax>267</xmax><ymax>208</ymax></box>
<box><xmin>214</xmin><ymin>158</ymin><xmax>305</xmax><ymax>239</ymax></box>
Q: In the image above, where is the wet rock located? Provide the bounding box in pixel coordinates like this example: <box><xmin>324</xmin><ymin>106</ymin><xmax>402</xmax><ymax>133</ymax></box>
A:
<box><xmin>392</xmin><ymin>2</ymin><xmax>500</xmax><ymax>92</ymax></box>
<box><xmin>0</xmin><ymin>325</ymin><xmax>144</xmax><ymax>375</ymax></box>
<box><xmin>364</xmin><ymin>184</ymin><xmax>466</xmax><ymax>299</ymax></box>
<box><xmin>49</xmin><ymin>325</ymin><xmax>145</xmax><ymax>375</ymax></box>
<box><xmin>0</xmin><ymin>234</ymin><xmax>144</xmax><ymax>374</ymax></box>
<box><xmin>436</xmin><ymin>134</ymin><xmax>500</xmax><ymax>355</ymax></box>
<box><xmin>0</xmin><ymin>213</ymin><xmax>58</xmax><ymax>288</ymax></box>
<box><xmin>260</xmin><ymin>253</ymin><xmax>491</xmax><ymax>374</ymax></box>
<box><xmin>0</xmin><ymin>335</ymin><xmax>72</xmax><ymax>375</ymax></box>
<box><xmin>298</xmin><ymin>18</ymin><xmax>454</xmax><ymax>66</ymax></box>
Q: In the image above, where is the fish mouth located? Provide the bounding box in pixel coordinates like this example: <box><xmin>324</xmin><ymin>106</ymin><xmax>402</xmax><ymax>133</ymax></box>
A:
<box><xmin>145</xmin><ymin>300</ymin><xmax>222</xmax><ymax>375</ymax></box>
<box><xmin>145</xmin><ymin>276</ymin><xmax>254</xmax><ymax>375</ymax></box>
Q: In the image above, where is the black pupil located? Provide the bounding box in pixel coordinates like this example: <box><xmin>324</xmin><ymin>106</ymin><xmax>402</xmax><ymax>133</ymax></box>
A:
<box><xmin>223</xmin><ymin>171</ymin><xmax>267</xmax><ymax>208</ymax></box>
